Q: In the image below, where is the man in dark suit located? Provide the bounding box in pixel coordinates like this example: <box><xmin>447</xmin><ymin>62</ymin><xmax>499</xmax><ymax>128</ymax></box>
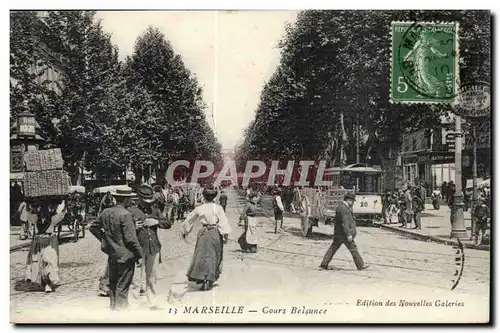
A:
<box><xmin>128</xmin><ymin>184</ymin><xmax>171</xmax><ymax>310</ymax></box>
<box><xmin>219</xmin><ymin>190</ymin><xmax>228</xmax><ymax>212</ymax></box>
<box><xmin>90</xmin><ymin>188</ymin><xmax>144</xmax><ymax>311</ymax></box>
<box><xmin>320</xmin><ymin>193</ymin><xmax>369</xmax><ymax>271</ymax></box>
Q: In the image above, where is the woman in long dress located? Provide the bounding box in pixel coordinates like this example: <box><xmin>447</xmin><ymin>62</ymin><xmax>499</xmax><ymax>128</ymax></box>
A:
<box><xmin>238</xmin><ymin>193</ymin><xmax>259</xmax><ymax>253</ymax></box>
<box><xmin>25</xmin><ymin>199</ymin><xmax>64</xmax><ymax>293</ymax></box>
<box><xmin>181</xmin><ymin>186</ymin><xmax>231</xmax><ymax>291</ymax></box>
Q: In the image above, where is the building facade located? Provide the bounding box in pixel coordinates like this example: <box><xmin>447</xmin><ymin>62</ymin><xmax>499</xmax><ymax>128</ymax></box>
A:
<box><xmin>399</xmin><ymin>114</ymin><xmax>491</xmax><ymax>195</ymax></box>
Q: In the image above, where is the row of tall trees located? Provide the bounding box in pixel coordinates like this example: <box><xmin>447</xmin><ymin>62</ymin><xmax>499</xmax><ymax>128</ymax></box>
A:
<box><xmin>10</xmin><ymin>11</ymin><xmax>222</xmax><ymax>183</ymax></box>
<box><xmin>235</xmin><ymin>10</ymin><xmax>490</xmax><ymax>188</ymax></box>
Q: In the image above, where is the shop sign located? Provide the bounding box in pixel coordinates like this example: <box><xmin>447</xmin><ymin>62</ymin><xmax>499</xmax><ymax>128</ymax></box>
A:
<box><xmin>417</xmin><ymin>155</ymin><xmax>429</xmax><ymax>163</ymax></box>
<box><xmin>430</xmin><ymin>152</ymin><xmax>455</xmax><ymax>164</ymax></box>
<box><xmin>464</xmin><ymin>132</ymin><xmax>490</xmax><ymax>150</ymax></box>
<box><xmin>403</xmin><ymin>156</ymin><xmax>417</xmax><ymax>164</ymax></box>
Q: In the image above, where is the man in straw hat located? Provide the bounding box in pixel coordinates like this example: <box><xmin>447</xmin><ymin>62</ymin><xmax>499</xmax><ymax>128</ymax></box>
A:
<box><xmin>90</xmin><ymin>187</ymin><xmax>143</xmax><ymax>311</ymax></box>
<box><xmin>320</xmin><ymin>192</ymin><xmax>369</xmax><ymax>271</ymax></box>
<box><xmin>128</xmin><ymin>184</ymin><xmax>171</xmax><ymax>310</ymax></box>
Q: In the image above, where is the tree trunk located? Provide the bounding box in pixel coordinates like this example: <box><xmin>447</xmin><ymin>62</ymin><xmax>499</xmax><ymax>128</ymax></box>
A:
<box><xmin>380</xmin><ymin>154</ymin><xmax>398</xmax><ymax>191</ymax></box>
<box><xmin>156</xmin><ymin>167</ymin><xmax>167</xmax><ymax>185</ymax></box>
<box><xmin>75</xmin><ymin>151</ymin><xmax>87</xmax><ymax>186</ymax></box>
<box><xmin>70</xmin><ymin>172</ymin><xmax>79</xmax><ymax>186</ymax></box>
<box><xmin>134</xmin><ymin>167</ymin><xmax>143</xmax><ymax>185</ymax></box>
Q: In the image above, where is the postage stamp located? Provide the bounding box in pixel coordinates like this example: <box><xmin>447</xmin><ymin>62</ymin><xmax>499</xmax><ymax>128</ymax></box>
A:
<box><xmin>391</xmin><ymin>21</ymin><xmax>460</xmax><ymax>103</ymax></box>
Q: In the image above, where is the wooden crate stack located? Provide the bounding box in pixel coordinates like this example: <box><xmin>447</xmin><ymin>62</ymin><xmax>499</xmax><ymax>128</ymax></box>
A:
<box><xmin>23</xmin><ymin>148</ymin><xmax>69</xmax><ymax>198</ymax></box>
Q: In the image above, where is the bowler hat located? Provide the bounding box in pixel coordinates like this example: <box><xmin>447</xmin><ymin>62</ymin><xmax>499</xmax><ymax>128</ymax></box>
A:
<box><xmin>112</xmin><ymin>187</ymin><xmax>136</xmax><ymax>197</ymax></box>
<box><xmin>344</xmin><ymin>192</ymin><xmax>356</xmax><ymax>201</ymax></box>
<box><xmin>137</xmin><ymin>184</ymin><xmax>156</xmax><ymax>204</ymax></box>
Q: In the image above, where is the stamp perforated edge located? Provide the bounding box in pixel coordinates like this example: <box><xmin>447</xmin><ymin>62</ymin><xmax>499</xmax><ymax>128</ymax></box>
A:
<box><xmin>389</xmin><ymin>21</ymin><xmax>460</xmax><ymax>105</ymax></box>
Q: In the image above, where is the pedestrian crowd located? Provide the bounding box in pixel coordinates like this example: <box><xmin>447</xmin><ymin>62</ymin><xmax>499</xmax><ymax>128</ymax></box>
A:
<box><xmin>382</xmin><ymin>181</ymin><xmax>426</xmax><ymax>229</ymax></box>
<box><xmin>381</xmin><ymin>180</ymin><xmax>491</xmax><ymax>246</ymax></box>
<box><xmin>14</xmin><ymin>177</ymin><xmax>490</xmax><ymax>312</ymax></box>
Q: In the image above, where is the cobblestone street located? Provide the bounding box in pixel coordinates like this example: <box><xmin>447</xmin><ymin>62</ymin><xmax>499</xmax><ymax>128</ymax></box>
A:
<box><xmin>10</xmin><ymin>190</ymin><xmax>490</xmax><ymax>323</ymax></box>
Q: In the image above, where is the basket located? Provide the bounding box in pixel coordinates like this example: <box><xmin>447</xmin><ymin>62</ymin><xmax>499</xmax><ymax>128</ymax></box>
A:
<box><xmin>25</xmin><ymin>148</ymin><xmax>64</xmax><ymax>172</ymax></box>
<box><xmin>24</xmin><ymin>170</ymin><xmax>70</xmax><ymax>198</ymax></box>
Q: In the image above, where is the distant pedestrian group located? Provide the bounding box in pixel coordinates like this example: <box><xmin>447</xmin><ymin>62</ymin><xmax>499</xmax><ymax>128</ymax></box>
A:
<box><xmin>382</xmin><ymin>183</ymin><xmax>425</xmax><ymax>230</ymax></box>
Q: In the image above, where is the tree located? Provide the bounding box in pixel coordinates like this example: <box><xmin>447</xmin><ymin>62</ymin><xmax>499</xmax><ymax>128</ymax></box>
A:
<box><xmin>11</xmin><ymin>12</ymin><xmax>222</xmax><ymax>184</ymax></box>
<box><xmin>128</xmin><ymin>26</ymin><xmax>221</xmax><ymax>181</ymax></box>
<box><xmin>237</xmin><ymin>10</ymin><xmax>490</xmax><ymax>189</ymax></box>
<box><xmin>26</xmin><ymin>11</ymin><xmax>126</xmax><ymax>180</ymax></box>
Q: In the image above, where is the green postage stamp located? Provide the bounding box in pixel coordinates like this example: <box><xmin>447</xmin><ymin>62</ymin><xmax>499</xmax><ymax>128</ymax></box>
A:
<box><xmin>390</xmin><ymin>21</ymin><xmax>459</xmax><ymax>103</ymax></box>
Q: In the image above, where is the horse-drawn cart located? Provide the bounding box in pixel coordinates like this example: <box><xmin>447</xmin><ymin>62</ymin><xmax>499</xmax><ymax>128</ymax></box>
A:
<box><xmin>54</xmin><ymin>185</ymin><xmax>87</xmax><ymax>242</ymax></box>
<box><xmin>296</xmin><ymin>187</ymin><xmax>355</xmax><ymax>237</ymax></box>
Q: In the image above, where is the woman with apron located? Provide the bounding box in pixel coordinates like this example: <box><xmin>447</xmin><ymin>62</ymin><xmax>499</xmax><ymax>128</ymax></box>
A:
<box><xmin>238</xmin><ymin>193</ymin><xmax>259</xmax><ymax>253</ymax></box>
<box><xmin>25</xmin><ymin>198</ymin><xmax>64</xmax><ymax>293</ymax></box>
<box><xmin>181</xmin><ymin>186</ymin><xmax>231</xmax><ymax>291</ymax></box>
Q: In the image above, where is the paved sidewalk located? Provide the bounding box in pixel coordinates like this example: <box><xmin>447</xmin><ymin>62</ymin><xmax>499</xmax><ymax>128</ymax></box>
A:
<box><xmin>376</xmin><ymin>204</ymin><xmax>490</xmax><ymax>251</ymax></box>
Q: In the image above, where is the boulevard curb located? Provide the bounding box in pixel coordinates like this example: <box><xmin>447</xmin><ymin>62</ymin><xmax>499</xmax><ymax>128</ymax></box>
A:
<box><xmin>376</xmin><ymin>223</ymin><xmax>490</xmax><ymax>251</ymax></box>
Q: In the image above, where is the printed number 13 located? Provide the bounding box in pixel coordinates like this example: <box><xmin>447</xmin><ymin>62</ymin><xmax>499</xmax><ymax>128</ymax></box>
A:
<box><xmin>397</xmin><ymin>76</ymin><xmax>408</xmax><ymax>93</ymax></box>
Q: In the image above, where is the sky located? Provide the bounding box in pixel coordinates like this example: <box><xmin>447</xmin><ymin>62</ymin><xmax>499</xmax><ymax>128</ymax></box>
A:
<box><xmin>96</xmin><ymin>11</ymin><xmax>298</xmax><ymax>150</ymax></box>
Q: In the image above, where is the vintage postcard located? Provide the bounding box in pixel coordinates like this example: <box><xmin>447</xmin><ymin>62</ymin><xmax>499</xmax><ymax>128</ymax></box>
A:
<box><xmin>9</xmin><ymin>9</ymin><xmax>491</xmax><ymax>324</ymax></box>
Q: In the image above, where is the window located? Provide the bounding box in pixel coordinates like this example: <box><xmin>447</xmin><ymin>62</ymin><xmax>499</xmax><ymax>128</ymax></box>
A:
<box><xmin>340</xmin><ymin>172</ymin><xmax>380</xmax><ymax>193</ymax></box>
<box><xmin>404</xmin><ymin>164</ymin><xmax>417</xmax><ymax>185</ymax></box>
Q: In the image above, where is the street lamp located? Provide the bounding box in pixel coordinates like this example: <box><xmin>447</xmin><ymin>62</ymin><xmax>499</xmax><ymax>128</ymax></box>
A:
<box><xmin>450</xmin><ymin>115</ymin><xmax>468</xmax><ymax>239</ymax></box>
<box><xmin>10</xmin><ymin>111</ymin><xmax>45</xmax><ymax>178</ymax></box>
<box><xmin>451</xmin><ymin>82</ymin><xmax>491</xmax><ymax>240</ymax></box>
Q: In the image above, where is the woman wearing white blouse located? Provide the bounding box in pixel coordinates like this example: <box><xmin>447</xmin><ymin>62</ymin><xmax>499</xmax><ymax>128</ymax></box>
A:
<box><xmin>181</xmin><ymin>186</ymin><xmax>232</xmax><ymax>291</ymax></box>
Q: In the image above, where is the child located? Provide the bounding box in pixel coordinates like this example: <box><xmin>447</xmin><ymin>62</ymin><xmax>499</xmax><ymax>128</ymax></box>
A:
<box><xmin>273</xmin><ymin>189</ymin><xmax>285</xmax><ymax>233</ymax></box>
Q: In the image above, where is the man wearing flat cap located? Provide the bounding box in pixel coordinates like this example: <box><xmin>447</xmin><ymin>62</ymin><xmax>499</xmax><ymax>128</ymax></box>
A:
<box><xmin>320</xmin><ymin>192</ymin><xmax>369</xmax><ymax>271</ymax></box>
<box><xmin>90</xmin><ymin>187</ymin><xmax>144</xmax><ymax>311</ymax></box>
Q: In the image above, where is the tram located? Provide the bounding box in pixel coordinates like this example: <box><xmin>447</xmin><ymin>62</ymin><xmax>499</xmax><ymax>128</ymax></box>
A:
<box><xmin>323</xmin><ymin>163</ymin><xmax>384</xmax><ymax>223</ymax></box>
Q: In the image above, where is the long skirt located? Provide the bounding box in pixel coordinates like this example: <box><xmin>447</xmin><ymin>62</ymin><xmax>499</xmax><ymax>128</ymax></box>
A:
<box><xmin>25</xmin><ymin>234</ymin><xmax>60</xmax><ymax>287</ymax></box>
<box><xmin>187</xmin><ymin>226</ymin><xmax>223</xmax><ymax>283</ymax></box>
<box><xmin>385</xmin><ymin>204</ymin><xmax>400</xmax><ymax>224</ymax></box>
<box><xmin>238</xmin><ymin>217</ymin><xmax>258</xmax><ymax>253</ymax></box>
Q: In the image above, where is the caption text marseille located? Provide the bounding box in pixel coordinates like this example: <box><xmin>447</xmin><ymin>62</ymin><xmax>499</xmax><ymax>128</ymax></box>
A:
<box><xmin>166</xmin><ymin>160</ymin><xmax>336</xmax><ymax>187</ymax></box>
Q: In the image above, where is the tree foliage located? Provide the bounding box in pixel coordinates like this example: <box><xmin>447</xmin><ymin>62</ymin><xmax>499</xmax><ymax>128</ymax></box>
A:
<box><xmin>236</xmin><ymin>10</ymin><xmax>490</xmax><ymax>186</ymax></box>
<box><xmin>127</xmin><ymin>27</ymin><xmax>222</xmax><ymax>177</ymax></box>
<box><xmin>10</xmin><ymin>12</ymin><xmax>222</xmax><ymax>183</ymax></box>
